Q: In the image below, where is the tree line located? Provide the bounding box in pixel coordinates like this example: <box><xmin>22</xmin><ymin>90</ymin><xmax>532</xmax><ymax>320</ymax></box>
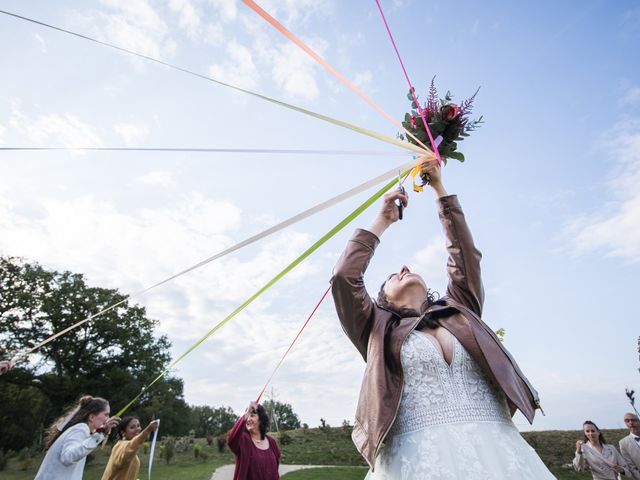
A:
<box><xmin>0</xmin><ymin>256</ymin><xmax>300</xmax><ymax>453</ymax></box>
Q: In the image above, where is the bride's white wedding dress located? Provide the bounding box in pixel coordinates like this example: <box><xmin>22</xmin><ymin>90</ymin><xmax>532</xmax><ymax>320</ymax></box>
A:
<box><xmin>365</xmin><ymin>331</ymin><xmax>556</xmax><ymax>479</ymax></box>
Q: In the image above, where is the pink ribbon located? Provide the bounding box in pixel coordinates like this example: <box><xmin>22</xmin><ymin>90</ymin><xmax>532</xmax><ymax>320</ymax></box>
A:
<box><xmin>242</xmin><ymin>0</ymin><xmax>436</xmax><ymax>159</ymax></box>
<box><xmin>374</xmin><ymin>0</ymin><xmax>442</xmax><ymax>165</ymax></box>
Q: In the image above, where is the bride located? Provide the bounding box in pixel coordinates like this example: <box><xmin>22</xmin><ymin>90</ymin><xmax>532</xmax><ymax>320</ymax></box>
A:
<box><xmin>331</xmin><ymin>157</ymin><xmax>555</xmax><ymax>479</ymax></box>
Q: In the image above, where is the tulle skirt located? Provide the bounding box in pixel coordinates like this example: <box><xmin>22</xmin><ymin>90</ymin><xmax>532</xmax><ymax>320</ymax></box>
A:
<box><xmin>365</xmin><ymin>420</ymin><xmax>556</xmax><ymax>480</ymax></box>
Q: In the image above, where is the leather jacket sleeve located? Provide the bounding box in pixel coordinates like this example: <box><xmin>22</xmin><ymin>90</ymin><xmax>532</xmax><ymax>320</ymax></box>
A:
<box><xmin>439</xmin><ymin>195</ymin><xmax>485</xmax><ymax>316</ymax></box>
<box><xmin>331</xmin><ymin>195</ymin><xmax>482</xmax><ymax>359</ymax></box>
<box><xmin>331</xmin><ymin>228</ymin><xmax>380</xmax><ymax>360</ymax></box>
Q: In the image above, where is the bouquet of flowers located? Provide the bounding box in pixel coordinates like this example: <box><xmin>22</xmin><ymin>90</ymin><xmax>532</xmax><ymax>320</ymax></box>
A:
<box><xmin>399</xmin><ymin>77</ymin><xmax>483</xmax><ymax>164</ymax></box>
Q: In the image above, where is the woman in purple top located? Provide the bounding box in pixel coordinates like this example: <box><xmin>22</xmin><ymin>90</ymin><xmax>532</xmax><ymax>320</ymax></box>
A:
<box><xmin>228</xmin><ymin>401</ymin><xmax>281</xmax><ymax>480</ymax></box>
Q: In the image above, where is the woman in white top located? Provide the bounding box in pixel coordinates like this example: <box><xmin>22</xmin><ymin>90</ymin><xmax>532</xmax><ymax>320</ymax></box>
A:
<box><xmin>35</xmin><ymin>395</ymin><xmax>120</xmax><ymax>480</ymax></box>
<box><xmin>574</xmin><ymin>420</ymin><xmax>630</xmax><ymax>479</ymax></box>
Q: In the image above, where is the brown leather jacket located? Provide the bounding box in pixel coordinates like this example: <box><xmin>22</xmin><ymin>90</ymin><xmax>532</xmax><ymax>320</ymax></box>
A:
<box><xmin>331</xmin><ymin>195</ymin><xmax>541</xmax><ymax>469</ymax></box>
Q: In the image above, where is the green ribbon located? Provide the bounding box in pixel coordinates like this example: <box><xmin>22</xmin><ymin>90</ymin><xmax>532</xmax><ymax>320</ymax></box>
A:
<box><xmin>115</xmin><ymin>170</ymin><xmax>407</xmax><ymax>416</ymax></box>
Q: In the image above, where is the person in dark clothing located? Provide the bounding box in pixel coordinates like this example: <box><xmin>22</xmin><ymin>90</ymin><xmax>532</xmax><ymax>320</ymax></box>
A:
<box><xmin>228</xmin><ymin>401</ymin><xmax>280</xmax><ymax>480</ymax></box>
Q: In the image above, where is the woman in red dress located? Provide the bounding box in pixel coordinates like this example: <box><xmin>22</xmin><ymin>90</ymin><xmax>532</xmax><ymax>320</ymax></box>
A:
<box><xmin>228</xmin><ymin>401</ymin><xmax>281</xmax><ymax>480</ymax></box>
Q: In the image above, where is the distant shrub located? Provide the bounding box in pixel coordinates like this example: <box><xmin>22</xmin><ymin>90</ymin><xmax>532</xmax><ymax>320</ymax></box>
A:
<box><xmin>17</xmin><ymin>447</ymin><xmax>29</xmax><ymax>461</ymax></box>
<box><xmin>319</xmin><ymin>418</ymin><xmax>331</xmax><ymax>431</ymax></box>
<box><xmin>0</xmin><ymin>450</ymin><xmax>7</xmax><ymax>471</ymax></box>
<box><xmin>342</xmin><ymin>420</ymin><xmax>353</xmax><ymax>435</ymax></box>
<box><xmin>163</xmin><ymin>437</ymin><xmax>175</xmax><ymax>464</ymax></box>
<box><xmin>28</xmin><ymin>442</ymin><xmax>40</xmax><ymax>457</ymax></box>
<box><xmin>19</xmin><ymin>458</ymin><xmax>33</xmax><ymax>471</ymax></box>
<box><xmin>193</xmin><ymin>442</ymin><xmax>202</xmax><ymax>458</ymax></box>
<box><xmin>217</xmin><ymin>435</ymin><xmax>227</xmax><ymax>453</ymax></box>
<box><xmin>175</xmin><ymin>436</ymin><xmax>190</xmax><ymax>453</ymax></box>
<box><xmin>279</xmin><ymin>432</ymin><xmax>292</xmax><ymax>445</ymax></box>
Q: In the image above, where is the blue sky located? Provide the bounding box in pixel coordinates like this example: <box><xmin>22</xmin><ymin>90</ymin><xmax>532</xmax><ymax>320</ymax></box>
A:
<box><xmin>1</xmin><ymin>0</ymin><xmax>639</xmax><ymax>432</ymax></box>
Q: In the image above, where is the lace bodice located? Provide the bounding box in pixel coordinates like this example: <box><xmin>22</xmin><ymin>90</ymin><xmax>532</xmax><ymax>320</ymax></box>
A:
<box><xmin>390</xmin><ymin>331</ymin><xmax>512</xmax><ymax>436</ymax></box>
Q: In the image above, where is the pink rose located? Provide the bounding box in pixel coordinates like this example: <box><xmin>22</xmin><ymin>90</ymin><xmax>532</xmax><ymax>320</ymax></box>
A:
<box><xmin>442</xmin><ymin>103</ymin><xmax>461</xmax><ymax>120</ymax></box>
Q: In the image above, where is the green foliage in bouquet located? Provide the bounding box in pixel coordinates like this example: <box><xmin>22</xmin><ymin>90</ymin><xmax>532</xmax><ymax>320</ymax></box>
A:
<box><xmin>399</xmin><ymin>77</ymin><xmax>483</xmax><ymax>163</ymax></box>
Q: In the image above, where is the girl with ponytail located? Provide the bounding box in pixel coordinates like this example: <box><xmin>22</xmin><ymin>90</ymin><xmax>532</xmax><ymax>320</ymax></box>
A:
<box><xmin>35</xmin><ymin>395</ymin><xmax>120</xmax><ymax>480</ymax></box>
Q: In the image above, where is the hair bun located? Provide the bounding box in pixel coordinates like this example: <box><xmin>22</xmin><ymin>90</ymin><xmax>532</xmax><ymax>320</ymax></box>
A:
<box><xmin>79</xmin><ymin>395</ymin><xmax>94</xmax><ymax>408</ymax></box>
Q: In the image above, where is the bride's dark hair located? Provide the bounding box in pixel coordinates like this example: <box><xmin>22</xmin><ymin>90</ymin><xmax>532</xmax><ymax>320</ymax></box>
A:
<box><xmin>376</xmin><ymin>281</ymin><xmax>440</xmax><ymax>329</ymax></box>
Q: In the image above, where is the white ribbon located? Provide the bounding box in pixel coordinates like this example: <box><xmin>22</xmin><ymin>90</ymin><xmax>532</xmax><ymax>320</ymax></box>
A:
<box><xmin>11</xmin><ymin>156</ymin><xmax>423</xmax><ymax>362</ymax></box>
<box><xmin>148</xmin><ymin>419</ymin><xmax>160</xmax><ymax>480</ymax></box>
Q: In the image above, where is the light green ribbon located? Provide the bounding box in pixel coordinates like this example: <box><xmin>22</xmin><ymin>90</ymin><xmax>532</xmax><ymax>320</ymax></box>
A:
<box><xmin>115</xmin><ymin>169</ymin><xmax>409</xmax><ymax>416</ymax></box>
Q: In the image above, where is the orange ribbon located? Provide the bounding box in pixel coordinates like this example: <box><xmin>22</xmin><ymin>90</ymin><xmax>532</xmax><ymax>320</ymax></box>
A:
<box><xmin>242</xmin><ymin>0</ymin><xmax>436</xmax><ymax>168</ymax></box>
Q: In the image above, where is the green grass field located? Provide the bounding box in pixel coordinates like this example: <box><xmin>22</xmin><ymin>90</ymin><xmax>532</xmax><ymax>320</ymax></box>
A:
<box><xmin>520</xmin><ymin>428</ymin><xmax>628</xmax><ymax>479</ymax></box>
<box><xmin>0</xmin><ymin>426</ymin><xmax>629</xmax><ymax>479</ymax></box>
<box><xmin>1</xmin><ymin>437</ymin><xmax>234</xmax><ymax>480</ymax></box>
<box><xmin>281</xmin><ymin>466</ymin><xmax>369</xmax><ymax>479</ymax></box>
<box><xmin>277</xmin><ymin>427</ymin><xmax>366</xmax><ymax>466</ymax></box>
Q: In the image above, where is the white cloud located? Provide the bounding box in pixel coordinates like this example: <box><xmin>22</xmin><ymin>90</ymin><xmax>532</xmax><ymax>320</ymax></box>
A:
<box><xmin>204</xmin><ymin>22</ymin><xmax>224</xmax><ymax>46</ymax></box>
<box><xmin>516</xmin><ymin>365</ymin><xmax>633</xmax><ymax>431</ymax></box>
<box><xmin>169</xmin><ymin>0</ymin><xmax>202</xmax><ymax>39</ymax></box>
<box><xmin>353</xmin><ymin>70</ymin><xmax>373</xmax><ymax>91</ymax></box>
<box><xmin>0</xmin><ymin>169</ymin><xmax>349</xmax><ymax>426</ymax></box>
<box><xmin>269</xmin><ymin>41</ymin><xmax>322</xmax><ymax>101</ymax></box>
<box><xmin>138</xmin><ymin>171</ymin><xmax>174</xmax><ymax>187</ymax></box>
<box><xmin>247</xmin><ymin>0</ymin><xmax>331</xmax><ymax>26</ymax></box>
<box><xmin>621</xmin><ymin>7</ymin><xmax>640</xmax><ymax>39</ymax></box>
<box><xmin>247</xmin><ymin>33</ymin><xmax>327</xmax><ymax>101</ymax></box>
<box><xmin>0</xmin><ymin>183</ymin><xmax>325</xmax><ymax>342</ymax></box>
<box><xmin>113</xmin><ymin>122</ymin><xmax>150</xmax><ymax>144</ymax></box>
<box><xmin>208</xmin><ymin>0</ymin><xmax>239</xmax><ymax>23</ymax></box>
<box><xmin>410</xmin><ymin>236</ymin><xmax>448</xmax><ymax>294</ymax></box>
<box><xmin>0</xmin><ymin>192</ymin><xmax>240</xmax><ymax>287</ymax></box>
<box><xmin>623</xmin><ymin>86</ymin><xmax>640</xmax><ymax>106</ymax></box>
<box><xmin>470</xmin><ymin>19</ymin><xmax>480</xmax><ymax>36</ymax></box>
<box><xmin>8</xmin><ymin>101</ymin><xmax>103</xmax><ymax>148</ymax></box>
<box><xmin>205</xmin><ymin>0</ymin><xmax>332</xmax><ymax>100</ymax></box>
<box><xmin>69</xmin><ymin>0</ymin><xmax>176</xmax><ymax>61</ymax></box>
<box><xmin>33</xmin><ymin>33</ymin><xmax>47</xmax><ymax>53</ymax></box>
<box><xmin>391</xmin><ymin>0</ymin><xmax>413</xmax><ymax>10</ymax></box>
<box><xmin>209</xmin><ymin>40</ymin><xmax>259</xmax><ymax>90</ymax></box>
<box><xmin>100</xmin><ymin>0</ymin><xmax>166</xmax><ymax>32</ymax></box>
<box><xmin>157</xmin><ymin>229</ymin><xmax>321</xmax><ymax>338</ymax></box>
<box><xmin>184</xmin><ymin>307</ymin><xmax>366</xmax><ymax>426</ymax></box>
<box><xmin>565</xmin><ymin>119</ymin><xmax>640</xmax><ymax>262</ymax></box>
<box><xmin>0</xmin><ymin>123</ymin><xmax>5</xmax><ymax>144</ymax></box>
